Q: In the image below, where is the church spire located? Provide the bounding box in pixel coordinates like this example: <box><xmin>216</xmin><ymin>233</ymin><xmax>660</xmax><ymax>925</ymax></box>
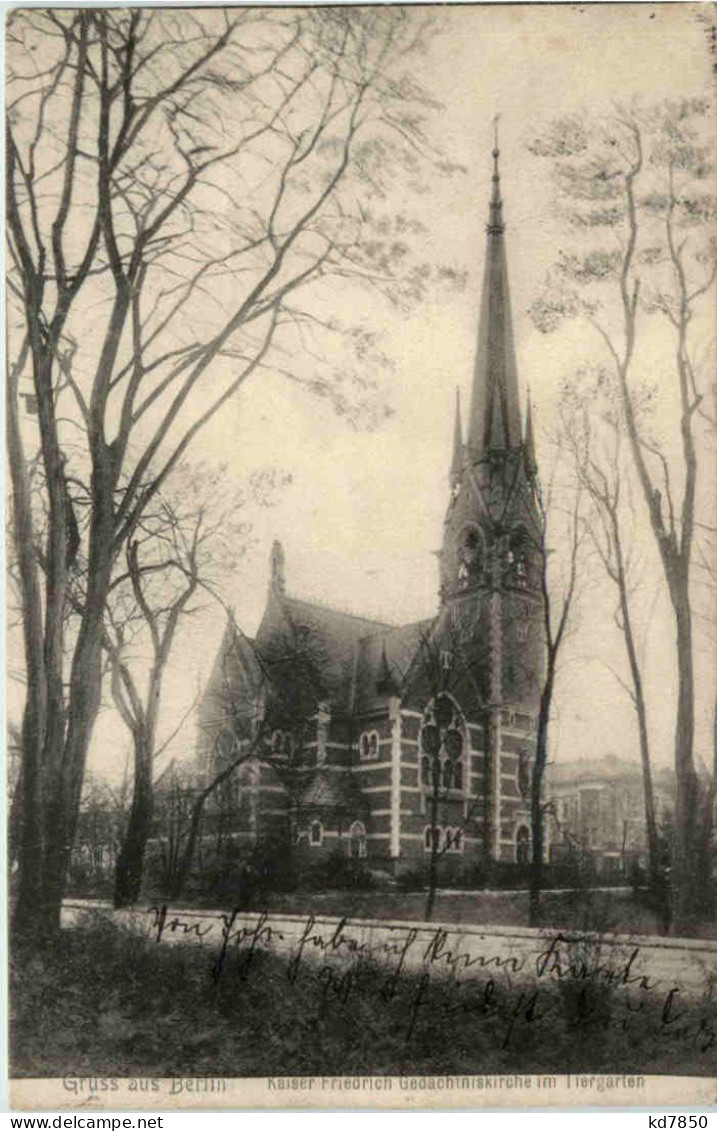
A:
<box><xmin>269</xmin><ymin>539</ymin><xmax>286</xmax><ymax>596</ymax></box>
<box><xmin>523</xmin><ymin>388</ymin><xmax>538</xmax><ymax>479</ymax></box>
<box><xmin>467</xmin><ymin>129</ymin><xmax>523</xmax><ymax>459</ymax></box>
<box><xmin>449</xmin><ymin>387</ymin><xmax>463</xmax><ymax>484</ymax></box>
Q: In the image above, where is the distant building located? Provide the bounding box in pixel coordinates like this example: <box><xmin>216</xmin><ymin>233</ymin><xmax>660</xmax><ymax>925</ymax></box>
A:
<box><xmin>196</xmin><ymin>145</ymin><xmax>547</xmax><ymax>874</ymax></box>
<box><xmin>547</xmin><ymin>755</ymin><xmax>675</xmax><ymax>875</ymax></box>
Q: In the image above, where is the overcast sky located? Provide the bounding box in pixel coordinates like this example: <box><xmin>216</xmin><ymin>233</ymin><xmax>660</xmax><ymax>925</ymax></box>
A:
<box><xmin>22</xmin><ymin>3</ymin><xmax>711</xmax><ymax>784</ymax></box>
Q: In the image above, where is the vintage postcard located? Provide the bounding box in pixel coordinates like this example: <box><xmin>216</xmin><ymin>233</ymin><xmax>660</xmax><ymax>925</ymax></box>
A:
<box><xmin>5</xmin><ymin>0</ymin><xmax>717</xmax><ymax>1113</ymax></box>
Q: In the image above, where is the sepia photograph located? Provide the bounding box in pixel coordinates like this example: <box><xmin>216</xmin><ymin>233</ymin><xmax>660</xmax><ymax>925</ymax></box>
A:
<box><xmin>4</xmin><ymin>0</ymin><xmax>717</xmax><ymax>1112</ymax></box>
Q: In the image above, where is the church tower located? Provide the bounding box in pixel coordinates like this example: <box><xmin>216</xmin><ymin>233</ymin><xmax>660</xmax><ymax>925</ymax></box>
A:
<box><xmin>439</xmin><ymin>139</ymin><xmax>544</xmax><ymax>862</ymax></box>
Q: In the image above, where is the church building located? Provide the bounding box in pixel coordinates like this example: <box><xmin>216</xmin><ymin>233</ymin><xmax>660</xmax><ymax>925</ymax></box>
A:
<box><xmin>196</xmin><ymin>146</ymin><xmax>545</xmax><ymax>875</ymax></box>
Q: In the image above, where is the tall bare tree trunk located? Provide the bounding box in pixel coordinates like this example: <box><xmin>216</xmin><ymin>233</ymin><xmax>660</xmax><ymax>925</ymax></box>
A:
<box><xmin>114</xmin><ymin>735</ymin><xmax>154</xmax><ymax>908</ymax></box>
<box><xmin>671</xmin><ymin>590</ymin><xmax>699</xmax><ymax>930</ymax></box>
<box><xmin>14</xmin><ymin>458</ymin><xmax>116</xmax><ymax>937</ymax></box>
<box><xmin>424</xmin><ymin>784</ymin><xmax>441</xmax><ymax>921</ymax></box>
<box><xmin>529</xmin><ymin>673</ymin><xmax>552</xmax><ymax>927</ymax></box>
<box><xmin>610</xmin><ymin>524</ymin><xmax>662</xmax><ymax>913</ymax></box>
<box><xmin>7</xmin><ymin>358</ymin><xmax>46</xmax><ymax>934</ymax></box>
<box><xmin>170</xmin><ymin>795</ymin><xmax>206</xmax><ymax>902</ymax></box>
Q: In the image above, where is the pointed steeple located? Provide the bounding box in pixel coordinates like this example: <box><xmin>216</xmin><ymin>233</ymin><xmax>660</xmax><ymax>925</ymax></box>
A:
<box><xmin>449</xmin><ymin>387</ymin><xmax>463</xmax><ymax>485</ymax></box>
<box><xmin>376</xmin><ymin>641</ymin><xmax>399</xmax><ymax>696</ymax></box>
<box><xmin>269</xmin><ymin>539</ymin><xmax>286</xmax><ymax>596</ymax></box>
<box><xmin>467</xmin><ymin>130</ymin><xmax>523</xmax><ymax>459</ymax></box>
<box><xmin>523</xmin><ymin>389</ymin><xmax>537</xmax><ymax>479</ymax></box>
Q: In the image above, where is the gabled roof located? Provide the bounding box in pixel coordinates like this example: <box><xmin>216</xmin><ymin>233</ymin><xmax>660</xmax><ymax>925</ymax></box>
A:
<box><xmin>198</xmin><ymin>617</ymin><xmax>263</xmax><ymax>732</ymax></box>
<box><xmin>352</xmin><ymin>618</ymin><xmax>434</xmax><ymax>712</ymax></box>
<box><xmin>252</xmin><ymin>586</ymin><xmax>431</xmax><ymax>716</ymax></box>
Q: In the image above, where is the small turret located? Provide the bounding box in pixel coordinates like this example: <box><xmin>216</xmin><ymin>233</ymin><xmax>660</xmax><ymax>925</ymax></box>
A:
<box><xmin>449</xmin><ymin>387</ymin><xmax>464</xmax><ymax>486</ymax></box>
<box><xmin>269</xmin><ymin>539</ymin><xmax>286</xmax><ymax>596</ymax></box>
<box><xmin>376</xmin><ymin>641</ymin><xmax>399</xmax><ymax>696</ymax></box>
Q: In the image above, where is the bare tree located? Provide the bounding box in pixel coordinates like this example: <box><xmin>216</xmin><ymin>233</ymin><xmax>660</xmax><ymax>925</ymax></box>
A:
<box><xmin>7</xmin><ymin>724</ymin><xmax>24</xmax><ymax>872</ymax></box>
<box><xmin>69</xmin><ymin>773</ymin><xmax>130</xmax><ymax>893</ymax></box>
<box><xmin>106</xmin><ymin>463</ymin><xmax>288</xmax><ymax>906</ymax></box>
<box><xmin>6</xmin><ymin>8</ymin><xmax>452</xmax><ymax>936</ymax></box>
<box><xmin>151</xmin><ymin>761</ymin><xmax>201</xmax><ymax>900</ymax></box>
<box><xmin>527</xmin><ymin>460</ymin><xmax>583</xmax><ymax>925</ymax></box>
<box><xmin>559</xmin><ymin>370</ymin><xmax>663</xmax><ymax>915</ymax></box>
<box><xmin>529</xmin><ymin>98</ymin><xmax>716</xmax><ymax>930</ymax></box>
<box><xmin>105</xmin><ymin>506</ymin><xmax>201</xmax><ymax>908</ymax></box>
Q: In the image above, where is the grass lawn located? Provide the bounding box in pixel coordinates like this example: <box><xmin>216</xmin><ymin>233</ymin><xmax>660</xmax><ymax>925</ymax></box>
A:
<box><xmin>179</xmin><ymin>887</ymin><xmax>712</xmax><ymax>939</ymax></box>
<box><xmin>10</xmin><ymin>915</ymin><xmax>717</xmax><ymax>1079</ymax></box>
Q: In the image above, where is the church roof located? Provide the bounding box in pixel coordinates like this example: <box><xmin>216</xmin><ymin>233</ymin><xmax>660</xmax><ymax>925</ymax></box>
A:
<box><xmin>254</xmin><ymin>588</ymin><xmax>412</xmax><ymax>713</ymax></box>
<box><xmin>251</xmin><ymin>580</ymin><xmax>432</xmax><ymax>716</ymax></box>
<box><xmin>352</xmin><ymin>618</ymin><xmax>434</xmax><ymax>711</ymax></box>
<box><xmin>295</xmin><ymin>768</ymin><xmax>369</xmax><ymax>814</ymax></box>
<box><xmin>198</xmin><ymin>616</ymin><xmax>263</xmax><ymax>736</ymax></box>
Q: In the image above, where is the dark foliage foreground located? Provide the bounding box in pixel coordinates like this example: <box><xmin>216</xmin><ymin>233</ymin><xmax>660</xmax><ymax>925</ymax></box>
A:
<box><xmin>10</xmin><ymin>915</ymin><xmax>717</xmax><ymax>1079</ymax></box>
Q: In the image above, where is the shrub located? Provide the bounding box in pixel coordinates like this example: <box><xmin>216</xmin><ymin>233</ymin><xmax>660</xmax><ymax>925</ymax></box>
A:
<box><xmin>296</xmin><ymin>850</ymin><xmax>377</xmax><ymax>892</ymax></box>
<box><xmin>395</xmin><ymin>867</ymin><xmax>426</xmax><ymax>892</ymax></box>
<box><xmin>65</xmin><ymin>862</ymin><xmax>114</xmax><ymax>900</ymax></box>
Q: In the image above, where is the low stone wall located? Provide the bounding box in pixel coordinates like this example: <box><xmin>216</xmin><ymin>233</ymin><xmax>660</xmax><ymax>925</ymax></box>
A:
<box><xmin>62</xmin><ymin>898</ymin><xmax>717</xmax><ymax>1002</ymax></box>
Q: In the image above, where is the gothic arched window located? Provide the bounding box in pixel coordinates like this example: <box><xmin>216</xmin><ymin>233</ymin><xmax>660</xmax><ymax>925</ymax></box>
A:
<box><xmin>445</xmin><ymin>827</ymin><xmax>464</xmax><ymax>853</ymax></box>
<box><xmin>458</xmin><ymin>525</ymin><xmax>484</xmax><ymax>589</ymax></box>
<box><xmin>424</xmin><ymin>826</ymin><xmax>442</xmax><ymax>852</ymax></box>
<box><xmin>516</xmin><ymin>825</ymin><xmax>531</xmax><ymax>866</ymax></box>
<box><xmin>349</xmin><ymin>821</ymin><xmax>367</xmax><ymax>859</ymax></box>
<box><xmin>359</xmin><ymin>730</ymin><xmax>380</xmax><ymax>762</ymax></box>
<box><xmin>506</xmin><ymin>527</ymin><xmax>532</xmax><ymax>589</ymax></box>
<box><xmin>419</xmin><ymin>696</ymin><xmax>466</xmax><ymax>796</ymax></box>
<box><xmin>453</xmin><ymin>759</ymin><xmax>463</xmax><ymax>791</ymax></box>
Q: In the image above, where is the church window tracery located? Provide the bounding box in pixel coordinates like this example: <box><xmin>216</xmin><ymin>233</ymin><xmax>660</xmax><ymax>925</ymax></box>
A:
<box><xmin>453</xmin><ymin>759</ymin><xmax>464</xmax><ymax>791</ymax></box>
<box><xmin>420</xmin><ymin>696</ymin><xmax>466</xmax><ymax>795</ymax></box>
